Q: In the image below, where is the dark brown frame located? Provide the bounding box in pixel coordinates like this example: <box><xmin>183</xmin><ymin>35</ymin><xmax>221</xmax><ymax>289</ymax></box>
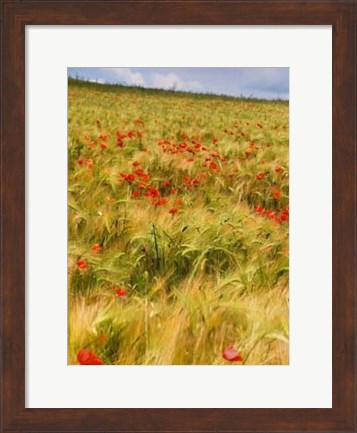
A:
<box><xmin>1</xmin><ymin>1</ymin><xmax>356</xmax><ymax>432</ymax></box>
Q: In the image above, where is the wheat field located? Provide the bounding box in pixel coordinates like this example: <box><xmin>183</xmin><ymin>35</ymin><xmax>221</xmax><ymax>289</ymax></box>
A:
<box><xmin>68</xmin><ymin>79</ymin><xmax>289</xmax><ymax>365</ymax></box>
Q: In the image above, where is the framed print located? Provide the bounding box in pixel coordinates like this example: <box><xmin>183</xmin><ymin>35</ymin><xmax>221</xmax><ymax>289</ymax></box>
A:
<box><xmin>1</xmin><ymin>1</ymin><xmax>356</xmax><ymax>432</ymax></box>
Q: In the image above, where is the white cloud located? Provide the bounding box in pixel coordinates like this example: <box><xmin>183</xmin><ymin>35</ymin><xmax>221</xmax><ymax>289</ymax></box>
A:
<box><xmin>88</xmin><ymin>78</ymin><xmax>106</xmax><ymax>84</ymax></box>
<box><xmin>108</xmin><ymin>68</ymin><xmax>145</xmax><ymax>86</ymax></box>
<box><xmin>151</xmin><ymin>73</ymin><xmax>202</xmax><ymax>92</ymax></box>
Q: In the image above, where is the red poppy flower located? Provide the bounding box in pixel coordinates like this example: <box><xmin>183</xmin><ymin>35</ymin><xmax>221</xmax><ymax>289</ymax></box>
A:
<box><xmin>132</xmin><ymin>190</ymin><xmax>140</xmax><ymax>199</ymax></box>
<box><xmin>183</xmin><ymin>176</ymin><xmax>191</xmax><ymax>185</ymax></box>
<box><xmin>100</xmin><ymin>143</ymin><xmax>107</xmax><ymax>150</ymax></box>
<box><xmin>96</xmin><ymin>119</ymin><xmax>101</xmax><ymax>127</ymax></box>
<box><xmin>273</xmin><ymin>190</ymin><xmax>281</xmax><ymax>200</ymax></box>
<box><xmin>132</xmin><ymin>161</ymin><xmax>141</xmax><ymax>167</ymax></box>
<box><xmin>91</xmin><ymin>244</ymin><xmax>103</xmax><ymax>253</ymax></box>
<box><xmin>255</xmin><ymin>206</ymin><xmax>265</xmax><ymax>214</ymax></box>
<box><xmin>155</xmin><ymin>197</ymin><xmax>167</xmax><ymax>206</ymax></box>
<box><xmin>275</xmin><ymin>166</ymin><xmax>283</xmax><ymax>173</ymax></box>
<box><xmin>212</xmin><ymin>137</ymin><xmax>218</xmax><ymax>144</ymax></box>
<box><xmin>86</xmin><ymin>159</ymin><xmax>93</xmax><ymax>169</ymax></box>
<box><xmin>76</xmin><ymin>259</ymin><xmax>88</xmax><ymax>270</ymax></box>
<box><xmin>245</xmin><ymin>149</ymin><xmax>252</xmax><ymax>157</ymax></box>
<box><xmin>77</xmin><ymin>159</ymin><xmax>84</xmax><ymax>165</ymax></box>
<box><xmin>148</xmin><ymin>187</ymin><xmax>160</xmax><ymax>198</ymax></box>
<box><xmin>125</xmin><ymin>174</ymin><xmax>136</xmax><ymax>183</ymax></box>
<box><xmin>176</xmin><ymin>198</ymin><xmax>183</xmax><ymax>206</ymax></box>
<box><xmin>170</xmin><ymin>188</ymin><xmax>177</xmax><ymax>195</ymax></box>
<box><xmin>222</xmin><ymin>345</ymin><xmax>243</xmax><ymax>362</ymax></box>
<box><xmin>281</xmin><ymin>213</ymin><xmax>289</xmax><ymax>222</ymax></box>
<box><xmin>162</xmin><ymin>180</ymin><xmax>170</xmax><ymax>187</ymax></box>
<box><xmin>169</xmin><ymin>207</ymin><xmax>178</xmax><ymax>215</ymax></box>
<box><xmin>99</xmin><ymin>133</ymin><xmax>108</xmax><ymax>141</ymax></box>
<box><xmin>77</xmin><ymin>349</ymin><xmax>104</xmax><ymax>365</ymax></box>
<box><xmin>266</xmin><ymin>210</ymin><xmax>275</xmax><ymax>218</ymax></box>
<box><xmin>210</xmin><ymin>161</ymin><xmax>218</xmax><ymax>170</ymax></box>
<box><xmin>115</xmin><ymin>288</ymin><xmax>127</xmax><ymax>297</ymax></box>
<box><xmin>256</xmin><ymin>172</ymin><xmax>265</xmax><ymax>180</ymax></box>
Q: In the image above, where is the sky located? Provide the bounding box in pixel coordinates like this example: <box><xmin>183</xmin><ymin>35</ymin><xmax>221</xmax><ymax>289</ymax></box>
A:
<box><xmin>68</xmin><ymin>67</ymin><xmax>289</xmax><ymax>100</ymax></box>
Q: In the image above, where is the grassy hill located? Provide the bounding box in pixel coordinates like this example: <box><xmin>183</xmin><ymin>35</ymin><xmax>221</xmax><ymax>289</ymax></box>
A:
<box><xmin>68</xmin><ymin>79</ymin><xmax>289</xmax><ymax>365</ymax></box>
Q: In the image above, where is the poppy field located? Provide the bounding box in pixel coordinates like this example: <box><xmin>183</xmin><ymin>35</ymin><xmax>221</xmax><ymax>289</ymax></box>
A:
<box><xmin>68</xmin><ymin>78</ymin><xmax>289</xmax><ymax>365</ymax></box>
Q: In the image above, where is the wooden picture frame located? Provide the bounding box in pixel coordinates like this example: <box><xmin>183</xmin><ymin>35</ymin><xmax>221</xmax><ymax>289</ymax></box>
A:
<box><xmin>1</xmin><ymin>1</ymin><xmax>356</xmax><ymax>432</ymax></box>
